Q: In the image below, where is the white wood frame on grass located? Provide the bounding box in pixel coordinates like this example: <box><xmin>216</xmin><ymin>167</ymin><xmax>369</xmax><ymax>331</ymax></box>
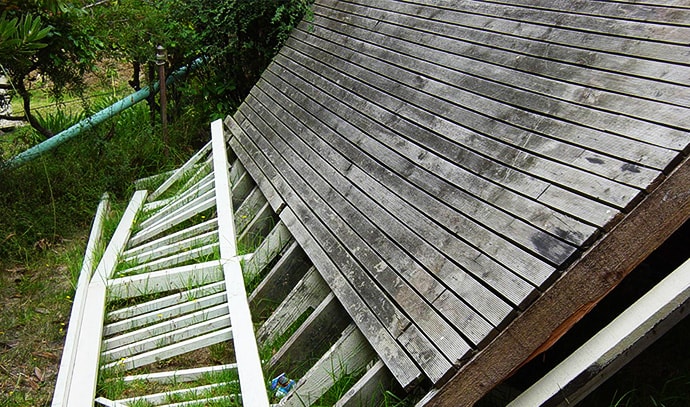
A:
<box><xmin>62</xmin><ymin>190</ymin><xmax>148</xmax><ymax>407</ymax></box>
<box><xmin>120</xmin><ymin>230</ymin><xmax>218</xmax><ymax>265</ymax></box>
<box><xmin>212</xmin><ymin>118</ymin><xmax>270</xmax><ymax>406</ymax></box>
<box><xmin>122</xmin><ymin>218</ymin><xmax>218</xmax><ymax>258</ymax></box>
<box><xmin>117</xmin><ymin>242</ymin><xmax>219</xmax><ymax>276</ymax></box>
<box><xmin>115</xmin><ymin>382</ymin><xmax>236</xmax><ymax>405</ymax></box>
<box><xmin>52</xmin><ymin>193</ymin><xmax>110</xmax><ymax>407</ymax></box>
<box><xmin>508</xmin><ymin>257</ymin><xmax>690</xmax><ymax>407</ymax></box>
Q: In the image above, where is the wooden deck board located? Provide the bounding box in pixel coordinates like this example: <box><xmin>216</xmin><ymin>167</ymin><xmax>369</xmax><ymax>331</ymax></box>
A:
<box><xmin>226</xmin><ymin>0</ymin><xmax>690</xmax><ymax>393</ymax></box>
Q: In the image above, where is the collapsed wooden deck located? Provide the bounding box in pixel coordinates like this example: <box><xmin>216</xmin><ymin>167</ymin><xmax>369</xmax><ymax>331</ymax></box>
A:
<box><xmin>54</xmin><ymin>0</ymin><xmax>690</xmax><ymax>406</ymax></box>
<box><xmin>227</xmin><ymin>0</ymin><xmax>690</xmax><ymax>404</ymax></box>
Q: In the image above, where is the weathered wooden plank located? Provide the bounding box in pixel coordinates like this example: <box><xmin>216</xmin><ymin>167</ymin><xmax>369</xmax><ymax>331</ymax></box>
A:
<box><xmin>122</xmin><ymin>218</ymin><xmax>217</xmax><ymax>257</ymax></box>
<box><xmin>481</xmin><ymin>0</ymin><xmax>690</xmax><ymax>24</ymax></box>
<box><xmin>322</xmin><ymin>0</ymin><xmax>690</xmax><ymax>91</ymax></box>
<box><xmin>282</xmin><ymin>30</ymin><xmax>645</xmax><ymax>212</ymax></box>
<box><xmin>235</xmin><ymin>185</ymin><xmax>268</xmax><ymax>234</ymax></box>
<box><xmin>238</xmin><ymin>201</ymin><xmax>276</xmax><ymax>250</ymax></box>
<box><xmin>269</xmin><ymin>293</ymin><xmax>351</xmax><ymax>377</ymax></box>
<box><xmin>279</xmin><ymin>206</ymin><xmax>422</xmax><ymax>389</ymax></box>
<box><xmin>444</xmin><ymin>0</ymin><xmax>690</xmax><ymax>45</ymax></box>
<box><xmin>121</xmin><ymin>364</ymin><xmax>237</xmax><ymax>384</ymax></box>
<box><xmin>101</xmin><ymin>327</ymin><xmax>233</xmax><ymax>371</ymax></box>
<box><xmin>103</xmin><ymin>315</ymin><xmax>232</xmax><ymax>363</ymax></box>
<box><xmin>282</xmin><ymin>324</ymin><xmax>377</xmax><ymax>407</ymax></box>
<box><xmin>363</xmin><ymin>0</ymin><xmax>690</xmax><ymax>64</ymax></box>
<box><xmin>116</xmin><ymin>243</ymin><xmax>218</xmax><ymax>277</ymax></box>
<box><xmin>107</xmin><ymin>261</ymin><xmax>223</xmax><ymax>299</ymax></box>
<box><xmin>238</xmin><ymin>106</ymin><xmax>473</xmax><ymax>370</ymax></box>
<box><xmin>128</xmin><ymin>192</ymin><xmax>216</xmax><ymax>247</ymax></box>
<box><xmin>120</xmin><ymin>230</ymin><xmax>218</xmax><ymax>266</ymax></box>
<box><xmin>249</xmin><ymin>84</ymin><xmax>542</xmax><ymax>309</ymax></box>
<box><xmin>241</xmin><ymin>94</ymin><xmax>506</xmax><ymax>346</ymax></box>
<box><xmin>226</xmin><ymin>117</ymin><xmax>286</xmax><ymax>213</ymax></box>
<box><xmin>211</xmin><ymin>118</ymin><xmax>269</xmax><ymax>407</ymax></box>
<box><xmin>257</xmin><ymin>266</ymin><xmax>330</xmax><ymax>346</ymax></box>
<box><xmin>256</xmin><ymin>66</ymin><xmax>559</xmax><ymax>287</ymax></box>
<box><xmin>53</xmin><ymin>194</ymin><xmax>110</xmax><ymax>407</ymax></box>
<box><xmin>421</xmin><ymin>154</ymin><xmax>690</xmax><ymax>406</ymax></box>
<box><xmin>103</xmin><ymin>304</ymin><xmax>229</xmax><ymax>351</ymax></box>
<box><xmin>249</xmin><ymin>241</ymin><xmax>312</xmax><ymax>320</ymax></box>
<box><xmin>104</xmin><ymin>291</ymin><xmax>227</xmax><ymax>336</ymax></box>
<box><xmin>229</xmin><ymin>161</ymin><xmax>255</xmax><ymax>208</ymax></box>
<box><xmin>509</xmin><ymin>256</ymin><xmax>690</xmax><ymax>407</ymax></box>
<box><xmin>228</xmin><ymin>117</ymin><xmax>421</xmax><ymax>388</ymax></box>
<box><xmin>242</xmin><ymin>220</ymin><xmax>293</xmax><ymax>278</ymax></box>
<box><xmin>309</xmin><ymin>6</ymin><xmax>685</xmax><ymax>167</ymax></box>
<box><xmin>334</xmin><ymin>359</ymin><xmax>398</xmax><ymax>407</ymax></box>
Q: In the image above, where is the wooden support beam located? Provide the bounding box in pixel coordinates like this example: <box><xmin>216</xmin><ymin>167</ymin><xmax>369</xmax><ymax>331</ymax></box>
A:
<box><xmin>335</xmin><ymin>359</ymin><xmax>399</xmax><ymax>407</ymax></box>
<box><xmin>235</xmin><ymin>185</ymin><xmax>268</xmax><ymax>235</ymax></box>
<box><xmin>282</xmin><ymin>324</ymin><xmax>377</xmax><ymax>407</ymax></box>
<box><xmin>52</xmin><ymin>195</ymin><xmax>110</xmax><ymax>407</ymax></box>
<box><xmin>249</xmin><ymin>241</ymin><xmax>312</xmax><ymax>320</ymax></box>
<box><xmin>212</xmin><ymin>118</ymin><xmax>270</xmax><ymax>406</ymax></box>
<box><xmin>64</xmin><ymin>190</ymin><xmax>148</xmax><ymax>407</ymax></box>
<box><xmin>269</xmin><ymin>292</ymin><xmax>351</xmax><ymax>377</ymax></box>
<box><xmin>242</xmin><ymin>220</ymin><xmax>293</xmax><ymax>278</ymax></box>
<box><xmin>257</xmin><ymin>266</ymin><xmax>330</xmax><ymax>346</ymax></box>
<box><xmin>238</xmin><ymin>201</ymin><xmax>276</xmax><ymax>248</ymax></box>
<box><xmin>423</xmin><ymin>152</ymin><xmax>690</xmax><ymax>407</ymax></box>
<box><xmin>508</xmin><ymin>257</ymin><xmax>690</xmax><ymax>407</ymax></box>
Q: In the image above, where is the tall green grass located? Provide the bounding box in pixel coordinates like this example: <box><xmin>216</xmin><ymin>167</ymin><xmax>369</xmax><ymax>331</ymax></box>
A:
<box><xmin>0</xmin><ymin>97</ymin><xmax>206</xmax><ymax>265</ymax></box>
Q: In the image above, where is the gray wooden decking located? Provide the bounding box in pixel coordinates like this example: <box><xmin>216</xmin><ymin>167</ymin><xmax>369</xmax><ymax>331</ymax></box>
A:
<box><xmin>226</xmin><ymin>0</ymin><xmax>690</xmax><ymax>403</ymax></box>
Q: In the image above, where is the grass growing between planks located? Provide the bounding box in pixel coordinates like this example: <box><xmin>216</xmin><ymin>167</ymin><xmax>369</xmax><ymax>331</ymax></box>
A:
<box><xmin>0</xmin><ymin>83</ymin><xmax>208</xmax><ymax>405</ymax></box>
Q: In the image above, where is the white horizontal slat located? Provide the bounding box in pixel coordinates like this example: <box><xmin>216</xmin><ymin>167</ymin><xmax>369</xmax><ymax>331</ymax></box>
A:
<box><xmin>157</xmin><ymin>395</ymin><xmax>234</xmax><ymax>407</ymax></box>
<box><xmin>117</xmin><ymin>243</ymin><xmax>219</xmax><ymax>277</ymax></box>
<box><xmin>101</xmin><ymin>326</ymin><xmax>233</xmax><ymax>371</ymax></box>
<box><xmin>121</xmin><ymin>230</ymin><xmax>218</xmax><ymax>265</ymax></box>
<box><xmin>103</xmin><ymin>304</ymin><xmax>229</xmax><ymax>351</ymax></box>
<box><xmin>107</xmin><ymin>281</ymin><xmax>225</xmax><ymax>322</ymax></box>
<box><xmin>122</xmin><ymin>364</ymin><xmax>237</xmax><ymax>384</ymax></box>
<box><xmin>107</xmin><ymin>260</ymin><xmax>223</xmax><ymax>299</ymax></box>
<box><xmin>105</xmin><ymin>291</ymin><xmax>228</xmax><ymax>336</ymax></box>
<box><xmin>117</xmin><ymin>382</ymin><xmax>234</xmax><ymax>404</ymax></box>
<box><xmin>129</xmin><ymin>192</ymin><xmax>216</xmax><ymax>247</ymax></box>
<box><xmin>148</xmin><ymin>140</ymin><xmax>211</xmax><ymax>202</ymax></box>
<box><xmin>103</xmin><ymin>315</ymin><xmax>232</xmax><ymax>363</ymax></box>
<box><xmin>140</xmin><ymin>172</ymin><xmax>215</xmax><ymax>230</ymax></box>
<box><xmin>123</xmin><ymin>218</ymin><xmax>217</xmax><ymax>257</ymax></box>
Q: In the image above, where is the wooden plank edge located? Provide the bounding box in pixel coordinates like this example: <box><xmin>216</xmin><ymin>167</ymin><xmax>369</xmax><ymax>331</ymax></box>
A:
<box><xmin>421</xmin><ymin>154</ymin><xmax>690</xmax><ymax>407</ymax></box>
<box><xmin>52</xmin><ymin>193</ymin><xmax>110</xmax><ymax>407</ymax></box>
<box><xmin>507</xmin><ymin>257</ymin><xmax>690</xmax><ymax>406</ymax></box>
<box><xmin>211</xmin><ymin>118</ymin><xmax>270</xmax><ymax>407</ymax></box>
